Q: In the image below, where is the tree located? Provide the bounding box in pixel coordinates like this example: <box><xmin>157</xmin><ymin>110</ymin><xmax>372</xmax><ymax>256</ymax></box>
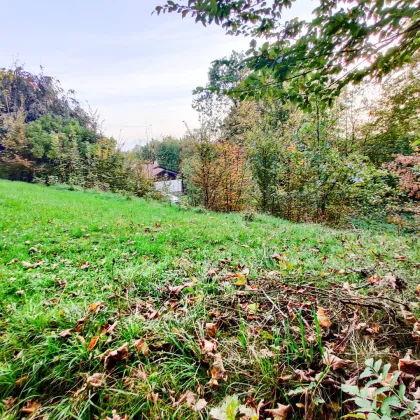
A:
<box><xmin>0</xmin><ymin>65</ymin><xmax>91</xmax><ymax>126</ymax></box>
<box><xmin>0</xmin><ymin>65</ymin><xmax>153</xmax><ymax>197</ymax></box>
<box><xmin>358</xmin><ymin>59</ymin><xmax>419</xmax><ymax>165</ymax></box>
<box><xmin>193</xmin><ymin>51</ymin><xmax>245</xmax><ymax>122</ymax></box>
<box><xmin>156</xmin><ymin>0</ymin><xmax>420</xmax><ymax>107</ymax></box>
<box><xmin>155</xmin><ymin>136</ymin><xmax>182</xmax><ymax>172</ymax></box>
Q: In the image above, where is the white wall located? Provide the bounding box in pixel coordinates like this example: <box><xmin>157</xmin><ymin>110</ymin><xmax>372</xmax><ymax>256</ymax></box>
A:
<box><xmin>154</xmin><ymin>179</ymin><xmax>183</xmax><ymax>193</ymax></box>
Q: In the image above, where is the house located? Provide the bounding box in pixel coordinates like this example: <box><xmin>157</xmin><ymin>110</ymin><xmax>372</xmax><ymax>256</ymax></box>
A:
<box><xmin>142</xmin><ymin>160</ymin><xmax>183</xmax><ymax>194</ymax></box>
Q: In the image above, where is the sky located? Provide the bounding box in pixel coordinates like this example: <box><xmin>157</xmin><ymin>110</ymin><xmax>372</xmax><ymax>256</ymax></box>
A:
<box><xmin>1</xmin><ymin>0</ymin><xmax>314</xmax><ymax>149</ymax></box>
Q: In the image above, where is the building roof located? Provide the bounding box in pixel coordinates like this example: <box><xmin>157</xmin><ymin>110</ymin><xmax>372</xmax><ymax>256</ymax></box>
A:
<box><xmin>142</xmin><ymin>160</ymin><xmax>178</xmax><ymax>178</ymax></box>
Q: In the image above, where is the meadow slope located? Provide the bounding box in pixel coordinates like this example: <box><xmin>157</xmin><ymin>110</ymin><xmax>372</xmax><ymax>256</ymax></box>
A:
<box><xmin>0</xmin><ymin>180</ymin><xmax>418</xmax><ymax>419</ymax></box>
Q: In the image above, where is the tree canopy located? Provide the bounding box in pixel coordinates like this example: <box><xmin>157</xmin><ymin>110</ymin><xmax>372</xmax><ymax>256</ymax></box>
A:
<box><xmin>156</xmin><ymin>0</ymin><xmax>420</xmax><ymax>108</ymax></box>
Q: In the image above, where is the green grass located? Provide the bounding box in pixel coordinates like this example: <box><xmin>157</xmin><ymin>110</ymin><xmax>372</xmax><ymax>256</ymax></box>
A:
<box><xmin>0</xmin><ymin>180</ymin><xmax>418</xmax><ymax>419</ymax></box>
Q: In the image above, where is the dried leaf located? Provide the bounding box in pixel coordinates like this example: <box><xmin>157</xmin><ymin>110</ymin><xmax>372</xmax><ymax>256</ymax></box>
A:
<box><xmin>265</xmin><ymin>403</ymin><xmax>290</xmax><ymax>420</ymax></box>
<box><xmin>98</xmin><ymin>342</ymin><xmax>129</xmax><ymax>369</ymax></box>
<box><xmin>101</xmin><ymin>321</ymin><xmax>119</xmax><ymax>336</ymax></box>
<box><xmin>89</xmin><ymin>302</ymin><xmax>104</xmax><ymax>312</ymax></box>
<box><xmin>201</xmin><ymin>339</ymin><xmax>217</xmax><ymax>356</ymax></box>
<box><xmin>87</xmin><ymin>336</ymin><xmax>99</xmax><ymax>351</ymax></box>
<box><xmin>323</xmin><ymin>350</ymin><xmax>353</xmax><ymax>370</ymax></box>
<box><xmin>21</xmin><ymin>400</ymin><xmax>41</xmax><ymax>414</ymax></box>
<box><xmin>267</xmin><ymin>270</ymin><xmax>280</xmax><ymax>277</ymax></box>
<box><xmin>206</xmin><ymin>322</ymin><xmax>217</xmax><ymax>337</ymax></box>
<box><xmin>168</xmin><ymin>281</ymin><xmax>194</xmax><ymax>295</ymax></box>
<box><xmin>209</xmin><ymin>353</ymin><xmax>227</xmax><ymax>386</ymax></box>
<box><xmin>59</xmin><ymin>328</ymin><xmax>72</xmax><ymax>338</ymax></box>
<box><xmin>173</xmin><ymin>390</ymin><xmax>207</xmax><ymax>412</ymax></box>
<box><xmin>22</xmin><ymin>261</ymin><xmax>33</xmax><ymax>268</ymax></box>
<box><xmin>399</xmin><ymin>358</ymin><xmax>420</xmax><ymax>376</ymax></box>
<box><xmin>382</xmin><ymin>273</ymin><xmax>407</xmax><ymax>292</ymax></box>
<box><xmin>86</xmin><ymin>373</ymin><xmax>106</xmax><ymax>387</ymax></box>
<box><xmin>260</xmin><ymin>348</ymin><xmax>275</xmax><ymax>358</ymax></box>
<box><xmin>144</xmin><ymin>308</ymin><xmax>160</xmax><ymax>320</ymax></box>
<box><xmin>105</xmin><ymin>410</ymin><xmax>128</xmax><ymax>420</ymax></box>
<box><xmin>75</xmin><ymin>314</ymin><xmax>90</xmax><ymax>332</ymax></box>
<box><xmin>134</xmin><ymin>338</ymin><xmax>149</xmax><ymax>356</ymax></box>
<box><xmin>147</xmin><ymin>391</ymin><xmax>159</xmax><ymax>404</ymax></box>
<box><xmin>316</xmin><ymin>307</ymin><xmax>332</xmax><ymax>327</ymax></box>
<box><xmin>2</xmin><ymin>396</ymin><xmax>16</xmax><ymax>410</ymax></box>
<box><xmin>241</xmin><ymin>267</ymin><xmax>250</xmax><ymax>276</ymax></box>
<box><xmin>413</xmin><ymin>322</ymin><xmax>420</xmax><ymax>341</ymax></box>
<box><xmin>15</xmin><ymin>376</ymin><xmax>28</xmax><ymax>386</ymax></box>
<box><xmin>401</xmin><ymin>309</ymin><xmax>417</xmax><ymax>324</ymax></box>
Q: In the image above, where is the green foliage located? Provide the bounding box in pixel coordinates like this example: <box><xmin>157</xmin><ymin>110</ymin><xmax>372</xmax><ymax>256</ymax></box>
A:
<box><xmin>0</xmin><ymin>65</ymin><xmax>91</xmax><ymax>125</ymax></box>
<box><xmin>247</xmin><ymin>102</ymin><xmax>395</xmax><ymax>223</ymax></box>
<box><xmin>356</xmin><ymin>60</ymin><xmax>420</xmax><ymax>165</ymax></box>
<box><xmin>156</xmin><ymin>0</ymin><xmax>420</xmax><ymax>107</ymax></box>
<box><xmin>137</xmin><ymin>136</ymin><xmax>182</xmax><ymax>172</ymax></box>
<box><xmin>193</xmin><ymin>51</ymin><xmax>245</xmax><ymax>122</ymax></box>
<box><xmin>0</xmin><ymin>66</ymin><xmax>153</xmax><ymax>197</ymax></box>
<box><xmin>155</xmin><ymin>136</ymin><xmax>182</xmax><ymax>172</ymax></box>
<box><xmin>342</xmin><ymin>359</ymin><xmax>419</xmax><ymax>419</ymax></box>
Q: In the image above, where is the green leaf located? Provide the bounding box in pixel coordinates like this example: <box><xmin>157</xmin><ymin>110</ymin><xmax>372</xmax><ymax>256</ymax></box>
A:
<box><xmin>354</xmin><ymin>397</ymin><xmax>373</xmax><ymax>409</ymax></box>
<box><xmin>341</xmin><ymin>385</ymin><xmax>360</xmax><ymax>396</ymax></box>
<box><xmin>359</xmin><ymin>367</ymin><xmax>373</xmax><ymax>379</ymax></box>
<box><xmin>380</xmin><ymin>395</ymin><xmax>401</xmax><ymax>416</ymax></box>
<box><xmin>366</xmin><ymin>414</ymin><xmax>381</xmax><ymax>420</ymax></box>
<box><xmin>381</xmin><ymin>363</ymin><xmax>391</xmax><ymax>379</ymax></box>
<box><xmin>398</xmin><ymin>383</ymin><xmax>406</xmax><ymax>399</ymax></box>
<box><xmin>389</xmin><ymin>371</ymin><xmax>400</xmax><ymax>388</ymax></box>
<box><xmin>374</xmin><ymin>359</ymin><xmax>382</xmax><ymax>373</ymax></box>
<box><xmin>365</xmin><ymin>358</ymin><xmax>374</xmax><ymax>367</ymax></box>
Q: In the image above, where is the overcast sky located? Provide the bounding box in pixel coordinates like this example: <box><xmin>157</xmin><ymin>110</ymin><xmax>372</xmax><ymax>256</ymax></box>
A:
<box><xmin>1</xmin><ymin>0</ymin><xmax>314</xmax><ymax>149</ymax></box>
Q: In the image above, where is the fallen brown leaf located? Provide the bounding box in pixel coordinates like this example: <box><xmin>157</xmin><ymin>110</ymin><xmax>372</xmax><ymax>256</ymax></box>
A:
<box><xmin>21</xmin><ymin>400</ymin><xmax>41</xmax><ymax>415</ymax></box>
<box><xmin>209</xmin><ymin>353</ymin><xmax>227</xmax><ymax>386</ymax></box>
<box><xmin>399</xmin><ymin>358</ymin><xmax>420</xmax><ymax>376</ymax></box>
<box><xmin>206</xmin><ymin>322</ymin><xmax>217</xmax><ymax>337</ymax></box>
<box><xmin>144</xmin><ymin>308</ymin><xmax>160</xmax><ymax>320</ymax></box>
<box><xmin>413</xmin><ymin>322</ymin><xmax>420</xmax><ymax>341</ymax></box>
<box><xmin>168</xmin><ymin>281</ymin><xmax>194</xmax><ymax>295</ymax></box>
<box><xmin>59</xmin><ymin>328</ymin><xmax>72</xmax><ymax>338</ymax></box>
<box><xmin>173</xmin><ymin>390</ymin><xmax>207</xmax><ymax>412</ymax></box>
<box><xmin>201</xmin><ymin>339</ymin><xmax>217</xmax><ymax>357</ymax></box>
<box><xmin>87</xmin><ymin>336</ymin><xmax>100</xmax><ymax>351</ymax></box>
<box><xmin>316</xmin><ymin>307</ymin><xmax>332</xmax><ymax>328</ymax></box>
<box><xmin>265</xmin><ymin>403</ymin><xmax>290</xmax><ymax>420</ymax></box>
<box><xmin>15</xmin><ymin>376</ymin><xmax>28</xmax><ymax>387</ymax></box>
<box><xmin>86</xmin><ymin>373</ymin><xmax>106</xmax><ymax>387</ymax></box>
<box><xmin>75</xmin><ymin>314</ymin><xmax>89</xmax><ymax>332</ymax></box>
<box><xmin>89</xmin><ymin>302</ymin><xmax>104</xmax><ymax>312</ymax></box>
<box><xmin>2</xmin><ymin>396</ymin><xmax>16</xmax><ymax>410</ymax></box>
<box><xmin>134</xmin><ymin>338</ymin><xmax>149</xmax><ymax>356</ymax></box>
<box><xmin>105</xmin><ymin>410</ymin><xmax>128</xmax><ymax>420</ymax></box>
<box><xmin>323</xmin><ymin>350</ymin><xmax>353</xmax><ymax>370</ymax></box>
<box><xmin>98</xmin><ymin>342</ymin><xmax>129</xmax><ymax>369</ymax></box>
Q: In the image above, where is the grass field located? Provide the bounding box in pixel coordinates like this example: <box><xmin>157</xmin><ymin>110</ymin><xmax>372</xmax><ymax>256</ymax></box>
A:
<box><xmin>0</xmin><ymin>180</ymin><xmax>418</xmax><ymax>419</ymax></box>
